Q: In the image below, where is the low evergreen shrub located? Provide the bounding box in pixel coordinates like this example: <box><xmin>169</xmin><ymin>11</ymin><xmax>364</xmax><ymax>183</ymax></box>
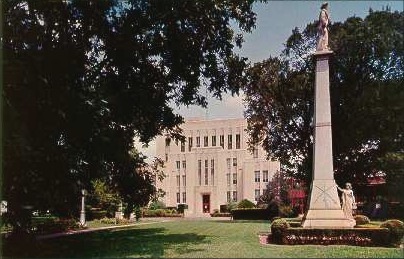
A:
<box><xmin>380</xmin><ymin>219</ymin><xmax>404</xmax><ymax>246</ymax></box>
<box><xmin>354</xmin><ymin>215</ymin><xmax>370</xmax><ymax>225</ymax></box>
<box><xmin>270</xmin><ymin>218</ymin><xmax>290</xmax><ymax>244</ymax></box>
<box><xmin>237</xmin><ymin>199</ymin><xmax>255</xmax><ymax>209</ymax></box>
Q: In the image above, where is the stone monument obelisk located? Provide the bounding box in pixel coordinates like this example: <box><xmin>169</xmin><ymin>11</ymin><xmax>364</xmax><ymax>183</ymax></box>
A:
<box><xmin>302</xmin><ymin>2</ymin><xmax>355</xmax><ymax>228</ymax></box>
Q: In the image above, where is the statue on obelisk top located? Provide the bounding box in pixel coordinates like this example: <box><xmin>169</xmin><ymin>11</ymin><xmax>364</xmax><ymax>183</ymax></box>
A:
<box><xmin>317</xmin><ymin>2</ymin><xmax>330</xmax><ymax>51</ymax></box>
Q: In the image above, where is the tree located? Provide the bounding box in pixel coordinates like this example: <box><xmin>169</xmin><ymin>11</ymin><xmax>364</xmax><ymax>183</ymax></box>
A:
<box><xmin>3</xmin><ymin>0</ymin><xmax>266</xmax><ymax>232</ymax></box>
<box><xmin>244</xmin><ymin>10</ymin><xmax>403</xmax><ymax>197</ymax></box>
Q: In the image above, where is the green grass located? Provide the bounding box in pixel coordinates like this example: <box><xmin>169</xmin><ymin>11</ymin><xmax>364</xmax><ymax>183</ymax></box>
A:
<box><xmin>2</xmin><ymin>219</ymin><xmax>403</xmax><ymax>258</ymax></box>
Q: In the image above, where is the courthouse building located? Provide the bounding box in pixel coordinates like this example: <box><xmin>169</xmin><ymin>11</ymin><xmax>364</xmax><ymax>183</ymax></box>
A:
<box><xmin>155</xmin><ymin>118</ymin><xmax>280</xmax><ymax>216</ymax></box>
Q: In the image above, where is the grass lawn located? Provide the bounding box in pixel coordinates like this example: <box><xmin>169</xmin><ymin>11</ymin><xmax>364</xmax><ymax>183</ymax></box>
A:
<box><xmin>2</xmin><ymin>219</ymin><xmax>403</xmax><ymax>258</ymax></box>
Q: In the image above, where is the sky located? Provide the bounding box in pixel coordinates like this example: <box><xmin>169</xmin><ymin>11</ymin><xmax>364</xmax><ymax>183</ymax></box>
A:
<box><xmin>136</xmin><ymin>0</ymin><xmax>403</xmax><ymax>158</ymax></box>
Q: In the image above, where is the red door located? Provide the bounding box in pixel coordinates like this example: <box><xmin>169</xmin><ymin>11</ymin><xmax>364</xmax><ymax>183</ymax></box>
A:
<box><xmin>202</xmin><ymin>194</ymin><xmax>210</xmax><ymax>213</ymax></box>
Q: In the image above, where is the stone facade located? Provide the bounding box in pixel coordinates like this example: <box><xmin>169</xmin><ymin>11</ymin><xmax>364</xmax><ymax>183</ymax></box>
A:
<box><xmin>155</xmin><ymin>118</ymin><xmax>280</xmax><ymax>216</ymax></box>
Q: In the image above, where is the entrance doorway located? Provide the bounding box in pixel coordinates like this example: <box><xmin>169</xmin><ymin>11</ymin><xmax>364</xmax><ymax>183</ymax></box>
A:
<box><xmin>202</xmin><ymin>194</ymin><xmax>210</xmax><ymax>213</ymax></box>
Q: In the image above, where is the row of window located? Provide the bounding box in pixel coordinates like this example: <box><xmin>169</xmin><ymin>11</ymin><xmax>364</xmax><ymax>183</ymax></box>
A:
<box><xmin>254</xmin><ymin>170</ymin><xmax>269</xmax><ymax>183</ymax></box>
<box><xmin>226</xmin><ymin>191</ymin><xmax>238</xmax><ymax>203</ymax></box>
<box><xmin>176</xmin><ymin>175</ymin><xmax>186</xmax><ymax>187</ymax></box>
<box><xmin>197</xmin><ymin>159</ymin><xmax>215</xmax><ymax>186</ymax></box>
<box><xmin>166</xmin><ymin>134</ymin><xmax>242</xmax><ymax>151</ymax></box>
<box><xmin>226</xmin><ymin>173</ymin><xmax>238</xmax><ymax>185</ymax></box>
<box><xmin>176</xmin><ymin>192</ymin><xmax>186</xmax><ymax>204</ymax></box>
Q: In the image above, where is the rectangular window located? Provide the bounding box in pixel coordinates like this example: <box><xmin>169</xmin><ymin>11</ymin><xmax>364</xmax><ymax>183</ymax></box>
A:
<box><xmin>182</xmin><ymin>160</ymin><xmax>186</xmax><ymax>169</ymax></box>
<box><xmin>176</xmin><ymin>192</ymin><xmax>180</xmax><ymax>203</ymax></box>
<box><xmin>176</xmin><ymin>161</ymin><xmax>180</xmax><ymax>170</ymax></box>
<box><xmin>226</xmin><ymin>173</ymin><xmax>231</xmax><ymax>186</ymax></box>
<box><xmin>212</xmin><ymin>136</ymin><xmax>216</xmax><ymax>146</ymax></box>
<box><xmin>165</xmin><ymin>138</ymin><xmax>171</xmax><ymax>147</ymax></box>
<box><xmin>253</xmin><ymin>146</ymin><xmax>258</xmax><ymax>158</ymax></box>
<box><xmin>180</xmin><ymin>140</ymin><xmax>185</xmax><ymax>152</ymax></box>
<box><xmin>228</xmin><ymin>134</ymin><xmax>232</xmax><ymax>149</ymax></box>
<box><xmin>176</xmin><ymin>175</ymin><xmax>180</xmax><ymax>186</ymax></box>
<box><xmin>188</xmin><ymin>137</ymin><xmax>193</xmax><ymax>151</ymax></box>
<box><xmin>233</xmin><ymin>158</ymin><xmax>237</xmax><ymax>167</ymax></box>
<box><xmin>227</xmin><ymin>191</ymin><xmax>231</xmax><ymax>203</ymax></box>
<box><xmin>165</xmin><ymin>153</ymin><xmax>168</xmax><ymax>162</ymax></box>
<box><xmin>182</xmin><ymin>175</ymin><xmax>186</xmax><ymax>186</ymax></box>
<box><xmin>255</xmin><ymin>171</ymin><xmax>260</xmax><ymax>182</ymax></box>
<box><xmin>220</xmin><ymin>135</ymin><xmax>224</xmax><ymax>148</ymax></box>
<box><xmin>198</xmin><ymin>160</ymin><xmax>202</xmax><ymax>185</ymax></box>
<box><xmin>196</xmin><ymin>136</ymin><xmax>200</xmax><ymax>147</ymax></box>
<box><xmin>233</xmin><ymin>173</ymin><xmax>237</xmax><ymax>185</ymax></box>
<box><xmin>204</xmin><ymin>160</ymin><xmax>208</xmax><ymax>185</ymax></box>
<box><xmin>263</xmin><ymin>170</ymin><xmax>269</xmax><ymax>182</ymax></box>
<box><xmin>204</xmin><ymin>136</ymin><xmax>208</xmax><ymax>147</ymax></box>
<box><xmin>232</xmin><ymin>191</ymin><xmax>237</xmax><ymax>202</ymax></box>
<box><xmin>236</xmin><ymin>134</ymin><xmax>241</xmax><ymax>149</ymax></box>
<box><xmin>211</xmin><ymin>159</ymin><xmax>215</xmax><ymax>186</ymax></box>
<box><xmin>255</xmin><ymin>189</ymin><xmax>261</xmax><ymax>201</ymax></box>
<box><xmin>226</xmin><ymin>158</ymin><xmax>231</xmax><ymax>169</ymax></box>
<box><xmin>182</xmin><ymin>192</ymin><xmax>186</xmax><ymax>204</ymax></box>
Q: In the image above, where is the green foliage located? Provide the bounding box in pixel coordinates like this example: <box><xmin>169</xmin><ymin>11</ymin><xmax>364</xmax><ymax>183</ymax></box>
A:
<box><xmin>227</xmin><ymin>202</ymin><xmax>238</xmax><ymax>212</ymax></box>
<box><xmin>149</xmin><ymin>201</ymin><xmax>167</xmax><ymax>210</ymax></box>
<box><xmin>236</xmin><ymin>199</ymin><xmax>256</xmax><ymax>209</ymax></box>
<box><xmin>244</xmin><ymin>9</ymin><xmax>404</xmax><ymax>188</ymax></box>
<box><xmin>354</xmin><ymin>215</ymin><xmax>371</xmax><ymax>225</ymax></box>
<box><xmin>270</xmin><ymin>218</ymin><xmax>290</xmax><ymax>244</ymax></box>
<box><xmin>380</xmin><ymin>219</ymin><xmax>404</xmax><ymax>246</ymax></box>
<box><xmin>279</xmin><ymin>205</ymin><xmax>295</xmax><ymax>218</ymax></box>
<box><xmin>3</xmin><ymin>0</ymin><xmax>261</xmax><ymax>232</ymax></box>
<box><xmin>89</xmin><ymin>179</ymin><xmax>121</xmax><ymax>217</ymax></box>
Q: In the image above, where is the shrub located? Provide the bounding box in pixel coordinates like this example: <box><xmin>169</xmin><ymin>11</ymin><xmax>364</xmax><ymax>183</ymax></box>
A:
<box><xmin>237</xmin><ymin>199</ymin><xmax>255</xmax><ymax>209</ymax></box>
<box><xmin>354</xmin><ymin>215</ymin><xmax>370</xmax><ymax>225</ymax></box>
<box><xmin>227</xmin><ymin>202</ymin><xmax>238</xmax><ymax>212</ymax></box>
<box><xmin>149</xmin><ymin>201</ymin><xmax>166</xmax><ymax>210</ymax></box>
<box><xmin>380</xmin><ymin>219</ymin><xmax>404</xmax><ymax>246</ymax></box>
<box><xmin>270</xmin><ymin>218</ymin><xmax>290</xmax><ymax>244</ymax></box>
<box><xmin>100</xmin><ymin>217</ymin><xmax>117</xmax><ymax>224</ymax></box>
<box><xmin>279</xmin><ymin>205</ymin><xmax>294</xmax><ymax>218</ymax></box>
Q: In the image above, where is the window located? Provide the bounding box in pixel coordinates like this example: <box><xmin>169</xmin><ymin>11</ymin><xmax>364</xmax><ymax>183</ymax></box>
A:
<box><xmin>233</xmin><ymin>173</ymin><xmax>237</xmax><ymax>185</ymax></box>
<box><xmin>226</xmin><ymin>173</ymin><xmax>231</xmax><ymax>186</ymax></box>
<box><xmin>176</xmin><ymin>192</ymin><xmax>180</xmax><ymax>203</ymax></box>
<box><xmin>255</xmin><ymin>171</ymin><xmax>260</xmax><ymax>182</ymax></box>
<box><xmin>188</xmin><ymin>137</ymin><xmax>193</xmax><ymax>151</ymax></box>
<box><xmin>176</xmin><ymin>175</ymin><xmax>180</xmax><ymax>186</ymax></box>
<box><xmin>263</xmin><ymin>170</ymin><xmax>269</xmax><ymax>182</ymax></box>
<box><xmin>182</xmin><ymin>160</ymin><xmax>186</xmax><ymax>169</ymax></box>
<box><xmin>165</xmin><ymin>153</ymin><xmax>168</xmax><ymax>162</ymax></box>
<box><xmin>182</xmin><ymin>175</ymin><xmax>186</xmax><ymax>186</ymax></box>
<box><xmin>196</xmin><ymin>136</ymin><xmax>200</xmax><ymax>147</ymax></box>
<box><xmin>180</xmin><ymin>141</ymin><xmax>185</xmax><ymax>152</ymax></box>
<box><xmin>233</xmin><ymin>158</ymin><xmax>237</xmax><ymax>167</ymax></box>
<box><xmin>232</xmin><ymin>191</ymin><xmax>237</xmax><ymax>202</ymax></box>
<box><xmin>228</xmin><ymin>134</ymin><xmax>232</xmax><ymax>149</ymax></box>
<box><xmin>227</xmin><ymin>191</ymin><xmax>231</xmax><ymax>203</ymax></box>
<box><xmin>165</xmin><ymin>138</ymin><xmax>171</xmax><ymax>147</ymax></box>
<box><xmin>182</xmin><ymin>192</ymin><xmax>186</xmax><ymax>203</ymax></box>
<box><xmin>176</xmin><ymin>161</ymin><xmax>180</xmax><ymax>170</ymax></box>
<box><xmin>255</xmin><ymin>189</ymin><xmax>260</xmax><ymax>201</ymax></box>
<box><xmin>204</xmin><ymin>160</ymin><xmax>208</xmax><ymax>185</ymax></box>
<box><xmin>253</xmin><ymin>146</ymin><xmax>258</xmax><ymax>158</ymax></box>
<box><xmin>220</xmin><ymin>135</ymin><xmax>224</xmax><ymax>148</ymax></box>
<box><xmin>198</xmin><ymin>160</ymin><xmax>202</xmax><ymax>185</ymax></box>
<box><xmin>211</xmin><ymin>159</ymin><xmax>215</xmax><ymax>186</ymax></box>
<box><xmin>204</xmin><ymin>136</ymin><xmax>208</xmax><ymax>147</ymax></box>
<box><xmin>212</xmin><ymin>136</ymin><xmax>216</xmax><ymax>146</ymax></box>
<box><xmin>226</xmin><ymin>158</ymin><xmax>231</xmax><ymax>169</ymax></box>
<box><xmin>236</xmin><ymin>134</ymin><xmax>241</xmax><ymax>149</ymax></box>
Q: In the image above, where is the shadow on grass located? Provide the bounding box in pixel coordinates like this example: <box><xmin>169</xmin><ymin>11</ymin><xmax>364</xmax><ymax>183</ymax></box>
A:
<box><xmin>2</xmin><ymin>227</ymin><xmax>208</xmax><ymax>258</ymax></box>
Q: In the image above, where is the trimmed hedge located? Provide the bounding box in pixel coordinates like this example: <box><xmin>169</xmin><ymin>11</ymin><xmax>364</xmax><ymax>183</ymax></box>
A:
<box><xmin>210</xmin><ymin>212</ymin><xmax>232</xmax><ymax>217</ymax></box>
<box><xmin>231</xmin><ymin>208</ymin><xmax>278</xmax><ymax>220</ymax></box>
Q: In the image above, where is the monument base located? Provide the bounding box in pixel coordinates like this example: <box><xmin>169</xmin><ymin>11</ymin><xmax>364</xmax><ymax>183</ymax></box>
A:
<box><xmin>302</xmin><ymin>179</ymin><xmax>355</xmax><ymax>228</ymax></box>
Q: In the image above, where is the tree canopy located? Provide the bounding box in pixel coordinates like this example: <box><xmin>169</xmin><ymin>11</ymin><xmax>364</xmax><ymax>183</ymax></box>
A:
<box><xmin>3</xmin><ymin>0</ymin><xmax>265</xmax><ymax>231</ymax></box>
<box><xmin>244</xmin><ymin>9</ymin><xmax>404</xmax><ymax>198</ymax></box>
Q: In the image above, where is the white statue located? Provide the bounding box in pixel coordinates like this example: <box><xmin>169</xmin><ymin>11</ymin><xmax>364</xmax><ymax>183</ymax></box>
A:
<box><xmin>317</xmin><ymin>2</ymin><xmax>330</xmax><ymax>51</ymax></box>
<box><xmin>336</xmin><ymin>182</ymin><xmax>356</xmax><ymax>219</ymax></box>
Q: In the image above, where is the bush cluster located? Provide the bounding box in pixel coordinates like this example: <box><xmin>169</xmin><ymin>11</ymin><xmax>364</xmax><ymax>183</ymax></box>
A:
<box><xmin>354</xmin><ymin>215</ymin><xmax>370</xmax><ymax>225</ymax></box>
<box><xmin>237</xmin><ymin>199</ymin><xmax>255</xmax><ymax>209</ymax></box>
<box><xmin>142</xmin><ymin>209</ymin><xmax>182</xmax><ymax>217</ymax></box>
<box><xmin>380</xmin><ymin>219</ymin><xmax>404</xmax><ymax>246</ymax></box>
<box><xmin>270</xmin><ymin>218</ymin><xmax>290</xmax><ymax>244</ymax></box>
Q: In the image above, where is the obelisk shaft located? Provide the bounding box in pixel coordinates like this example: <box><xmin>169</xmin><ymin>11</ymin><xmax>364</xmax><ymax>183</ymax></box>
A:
<box><xmin>302</xmin><ymin>51</ymin><xmax>354</xmax><ymax>228</ymax></box>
